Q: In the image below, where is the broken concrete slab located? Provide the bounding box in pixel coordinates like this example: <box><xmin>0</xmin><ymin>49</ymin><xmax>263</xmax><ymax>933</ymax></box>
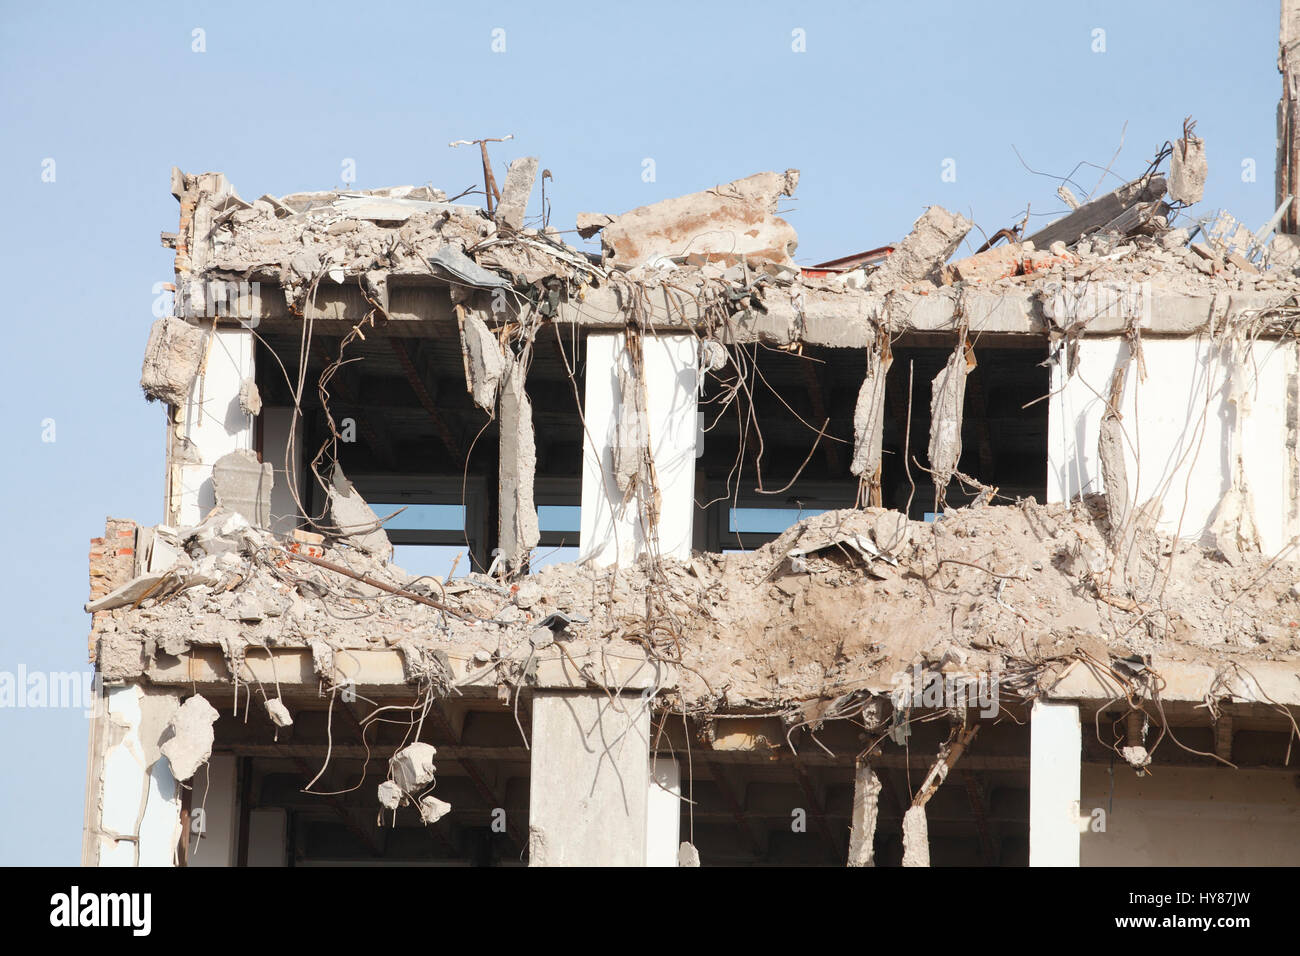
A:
<box><xmin>212</xmin><ymin>449</ymin><xmax>273</xmax><ymax>528</ymax></box>
<box><xmin>868</xmin><ymin>206</ymin><xmax>972</xmax><ymax>290</ymax></box>
<box><xmin>140</xmin><ymin>316</ymin><xmax>206</xmax><ymax>406</ymax></box>
<box><xmin>498</xmin><ymin>357</ymin><xmax>540</xmax><ymax>571</ymax></box>
<box><xmin>576</xmin><ymin>212</ymin><xmax>614</xmax><ymax>239</ymax></box>
<box><xmin>601</xmin><ymin>169</ymin><xmax>800</xmax><ymax>269</ymax></box>
<box><xmin>1025</xmin><ymin>174</ymin><xmax>1167</xmax><ymax>250</ymax></box>
<box><xmin>159</xmin><ymin>694</ymin><xmax>218</xmax><ymax>781</ymax></box>
<box><xmin>460</xmin><ymin>313</ymin><xmax>505</xmax><ymax>412</ymax></box>
<box><xmin>1169</xmin><ymin>135</ymin><xmax>1208</xmax><ymax>205</ymax></box>
<box><xmin>327</xmin><ymin>466</ymin><xmax>393</xmax><ymax>563</ymax></box>
<box><xmin>495</xmin><ymin>156</ymin><xmax>539</xmax><ymax>232</ymax></box>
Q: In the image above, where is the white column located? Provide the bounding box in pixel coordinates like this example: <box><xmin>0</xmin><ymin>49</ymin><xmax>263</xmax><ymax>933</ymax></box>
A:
<box><xmin>1029</xmin><ymin>700</ymin><xmax>1081</xmax><ymax>867</ymax></box>
<box><xmin>528</xmin><ymin>691</ymin><xmax>651</xmax><ymax>866</ymax></box>
<box><xmin>173</xmin><ymin>326</ymin><xmax>255</xmax><ymax>526</ymax></box>
<box><xmin>92</xmin><ymin>684</ymin><xmax>183</xmax><ymax>867</ymax></box>
<box><xmin>580</xmin><ymin>333</ymin><xmax>698</xmax><ymax>567</ymax></box>
<box><xmin>646</xmin><ymin>756</ymin><xmax>681</xmax><ymax>867</ymax></box>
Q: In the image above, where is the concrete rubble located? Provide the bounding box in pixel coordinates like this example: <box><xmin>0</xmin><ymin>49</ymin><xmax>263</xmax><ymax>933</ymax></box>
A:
<box><xmin>159</xmin><ymin>693</ymin><xmax>218</xmax><ymax>781</ymax></box>
<box><xmin>90</xmin><ymin>127</ymin><xmax>1300</xmax><ymax>865</ymax></box>
<box><xmin>599</xmin><ymin>169</ymin><xmax>801</xmax><ymax>270</ymax></box>
<box><xmin>140</xmin><ymin>316</ymin><xmax>205</xmax><ymax>405</ymax></box>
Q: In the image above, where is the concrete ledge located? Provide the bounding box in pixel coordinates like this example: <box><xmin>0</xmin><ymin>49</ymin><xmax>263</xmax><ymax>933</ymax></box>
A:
<box><xmin>143</xmin><ymin>643</ymin><xmax>675</xmax><ymax>694</ymax></box>
<box><xmin>1045</xmin><ymin>658</ymin><xmax>1300</xmax><ymax>707</ymax></box>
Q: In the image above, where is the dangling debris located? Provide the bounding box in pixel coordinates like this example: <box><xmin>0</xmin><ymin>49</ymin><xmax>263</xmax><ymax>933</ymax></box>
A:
<box><xmin>928</xmin><ymin>340</ymin><xmax>972</xmax><ymax>502</ymax></box>
<box><xmin>140</xmin><ymin>316</ymin><xmax>205</xmax><ymax>406</ymax></box>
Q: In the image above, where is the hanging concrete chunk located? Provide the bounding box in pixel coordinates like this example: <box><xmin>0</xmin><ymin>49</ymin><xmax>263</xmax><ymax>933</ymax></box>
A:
<box><xmin>461</xmin><ymin>314</ymin><xmax>505</xmax><ymax>411</ymax></box>
<box><xmin>140</xmin><ymin>316</ymin><xmax>206</xmax><ymax>405</ymax></box>
<box><xmin>928</xmin><ymin>346</ymin><xmax>971</xmax><ymax>495</ymax></box>
<box><xmin>419</xmin><ymin>795</ymin><xmax>452</xmax><ymax>824</ymax></box>
<box><xmin>1098</xmin><ymin>416</ymin><xmax>1129</xmax><ymax>539</ymax></box>
<box><xmin>265</xmin><ymin>698</ymin><xmax>293</xmax><ymax>728</ymax></box>
<box><xmin>389</xmin><ymin>742</ymin><xmax>438</xmax><ymax>792</ymax></box>
<box><xmin>378</xmin><ymin>780</ymin><xmax>402</xmax><ymax>810</ymax></box>
<box><xmin>849</xmin><ymin>350</ymin><xmax>892</xmax><ymax>478</ymax></box>
<box><xmin>868</xmin><ymin>206</ymin><xmax>972</xmax><ymax>290</ymax></box>
<box><xmin>847</xmin><ymin>762</ymin><xmax>882</xmax><ymax>867</ymax></box>
<box><xmin>601</xmin><ymin>169</ymin><xmax>800</xmax><ymax>269</ymax></box>
<box><xmin>495</xmin><ymin>156</ymin><xmax>539</xmax><ymax>232</ymax></box>
<box><xmin>238</xmin><ymin>376</ymin><xmax>262</xmax><ymax>416</ymax></box>
<box><xmin>901</xmin><ymin>804</ymin><xmax>930</xmax><ymax>867</ymax></box>
<box><xmin>212</xmin><ymin>449</ymin><xmax>273</xmax><ymax>527</ymax></box>
<box><xmin>1168</xmin><ymin>135</ymin><xmax>1208</xmax><ymax>205</ymax></box>
<box><xmin>160</xmin><ymin>694</ymin><xmax>218</xmax><ymax>781</ymax></box>
<box><xmin>678</xmin><ymin>842</ymin><xmax>701</xmax><ymax>867</ymax></box>
<box><xmin>498</xmin><ymin>357</ymin><xmax>540</xmax><ymax>571</ymax></box>
<box><xmin>327</xmin><ymin>466</ymin><xmax>393</xmax><ymax>562</ymax></box>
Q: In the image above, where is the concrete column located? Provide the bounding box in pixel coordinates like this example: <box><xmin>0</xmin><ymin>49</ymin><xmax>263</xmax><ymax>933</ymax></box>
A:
<box><xmin>646</xmin><ymin>756</ymin><xmax>681</xmax><ymax>867</ymax></box>
<box><xmin>87</xmin><ymin>683</ymin><xmax>183</xmax><ymax>867</ymax></box>
<box><xmin>528</xmin><ymin>691</ymin><xmax>651</xmax><ymax>866</ymax></box>
<box><xmin>170</xmin><ymin>326</ymin><xmax>255</xmax><ymax>526</ymax></box>
<box><xmin>580</xmin><ymin>333</ymin><xmax>699</xmax><ymax>567</ymax></box>
<box><xmin>1029</xmin><ymin>700</ymin><xmax>1081</xmax><ymax>867</ymax></box>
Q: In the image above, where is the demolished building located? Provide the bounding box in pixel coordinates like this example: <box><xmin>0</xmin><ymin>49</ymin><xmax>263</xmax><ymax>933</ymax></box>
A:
<box><xmin>82</xmin><ymin>88</ymin><xmax>1300</xmax><ymax>868</ymax></box>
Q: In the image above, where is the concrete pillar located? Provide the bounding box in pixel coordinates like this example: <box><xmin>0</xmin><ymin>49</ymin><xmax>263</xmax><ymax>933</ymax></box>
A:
<box><xmin>646</xmin><ymin>756</ymin><xmax>681</xmax><ymax>867</ymax></box>
<box><xmin>86</xmin><ymin>683</ymin><xmax>183</xmax><ymax>867</ymax></box>
<box><xmin>170</xmin><ymin>326</ymin><xmax>255</xmax><ymax>526</ymax></box>
<box><xmin>580</xmin><ymin>333</ymin><xmax>698</xmax><ymax>566</ymax></box>
<box><xmin>527</xmin><ymin>691</ymin><xmax>651</xmax><ymax>866</ymax></box>
<box><xmin>1029</xmin><ymin>700</ymin><xmax>1081</xmax><ymax>867</ymax></box>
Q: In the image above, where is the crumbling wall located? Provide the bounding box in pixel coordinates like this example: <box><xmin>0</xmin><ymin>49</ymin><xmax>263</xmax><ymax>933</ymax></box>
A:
<box><xmin>1047</xmin><ymin>334</ymin><xmax>1298</xmax><ymax>556</ymax></box>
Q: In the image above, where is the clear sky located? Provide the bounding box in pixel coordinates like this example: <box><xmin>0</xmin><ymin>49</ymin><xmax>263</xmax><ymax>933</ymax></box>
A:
<box><xmin>0</xmin><ymin>0</ymin><xmax>1283</xmax><ymax>865</ymax></box>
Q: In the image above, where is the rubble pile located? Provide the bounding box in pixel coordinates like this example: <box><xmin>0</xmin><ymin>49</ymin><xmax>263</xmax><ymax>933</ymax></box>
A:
<box><xmin>88</xmin><ymin>496</ymin><xmax>1300</xmax><ymax>714</ymax></box>
<box><xmin>173</xmin><ymin>126</ymin><xmax>1300</xmax><ymax>335</ymax></box>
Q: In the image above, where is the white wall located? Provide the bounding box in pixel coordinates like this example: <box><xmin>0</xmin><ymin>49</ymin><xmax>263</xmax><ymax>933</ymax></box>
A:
<box><xmin>188</xmin><ymin>754</ymin><xmax>237</xmax><ymax>867</ymax></box>
<box><xmin>580</xmin><ymin>333</ymin><xmax>699</xmax><ymax>567</ymax></box>
<box><xmin>1081</xmin><ymin>765</ymin><xmax>1300</xmax><ymax>865</ymax></box>
<box><xmin>95</xmin><ymin>684</ymin><xmax>182</xmax><ymax>867</ymax></box>
<box><xmin>261</xmin><ymin>407</ymin><xmax>303</xmax><ymax>534</ymax></box>
<box><xmin>175</xmin><ymin>327</ymin><xmax>254</xmax><ymax>526</ymax></box>
<box><xmin>1048</xmin><ymin>335</ymin><xmax>1297</xmax><ymax>554</ymax></box>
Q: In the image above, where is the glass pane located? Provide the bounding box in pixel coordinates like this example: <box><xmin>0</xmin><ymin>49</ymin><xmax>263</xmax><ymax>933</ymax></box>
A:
<box><xmin>369</xmin><ymin>503</ymin><xmax>466</xmax><ymax>532</ymax></box>
<box><xmin>728</xmin><ymin>507</ymin><xmax>825</xmax><ymax>534</ymax></box>
<box><xmin>538</xmin><ymin>505</ymin><xmax>581</xmax><ymax>532</ymax></box>
<box><xmin>392</xmin><ymin>544</ymin><xmax>467</xmax><ymax>580</ymax></box>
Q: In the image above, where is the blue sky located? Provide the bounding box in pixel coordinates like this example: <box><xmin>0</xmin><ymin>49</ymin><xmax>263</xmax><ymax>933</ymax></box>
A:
<box><xmin>0</xmin><ymin>0</ymin><xmax>1283</xmax><ymax>865</ymax></box>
